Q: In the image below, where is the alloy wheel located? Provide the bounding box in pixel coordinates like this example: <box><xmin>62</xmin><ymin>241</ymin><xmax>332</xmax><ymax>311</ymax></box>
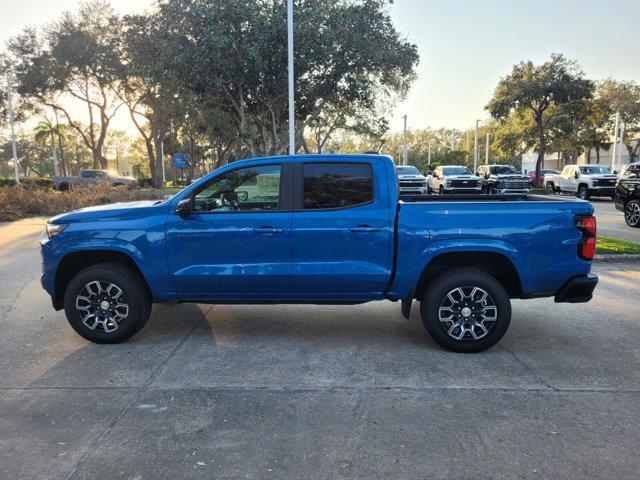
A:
<box><xmin>437</xmin><ymin>286</ymin><xmax>498</xmax><ymax>341</ymax></box>
<box><xmin>626</xmin><ymin>201</ymin><xmax>640</xmax><ymax>227</ymax></box>
<box><xmin>75</xmin><ymin>280</ymin><xmax>129</xmax><ymax>332</ymax></box>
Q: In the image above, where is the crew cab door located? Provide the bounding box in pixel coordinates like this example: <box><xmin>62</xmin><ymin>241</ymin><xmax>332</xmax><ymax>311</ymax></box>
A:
<box><xmin>289</xmin><ymin>159</ymin><xmax>393</xmax><ymax>296</ymax></box>
<box><xmin>561</xmin><ymin>166</ymin><xmax>576</xmax><ymax>191</ymax></box>
<box><xmin>166</xmin><ymin>162</ymin><xmax>293</xmax><ymax>299</ymax></box>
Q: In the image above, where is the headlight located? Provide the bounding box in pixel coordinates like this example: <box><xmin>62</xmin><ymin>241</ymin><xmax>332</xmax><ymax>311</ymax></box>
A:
<box><xmin>46</xmin><ymin>223</ymin><xmax>69</xmax><ymax>239</ymax></box>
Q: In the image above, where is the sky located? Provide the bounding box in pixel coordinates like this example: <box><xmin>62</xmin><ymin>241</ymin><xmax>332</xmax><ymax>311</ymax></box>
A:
<box><xmin>1</xmin><ymin>0</ymin><xmax>640</xmax><ymax>133</ymax></box>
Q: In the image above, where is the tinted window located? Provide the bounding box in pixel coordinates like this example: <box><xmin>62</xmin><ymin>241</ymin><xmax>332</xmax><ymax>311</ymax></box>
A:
<box><xmin>442</xmin><ymin>167</ymin><xmax>471</xmax><ymax>175</ymax></box>
<box><xmin>580</xmin><ymin>166</ymin><xmax>611</xmax><ymax>174</ymax></box>
<box><xmin>490</xmin><ymin>165</ymin><xmax>518</xmax><ymax>174</ymax></box>
<box><xmin>396</xmin><ymin>166</ymin><xmax>420</xmax><ymax>175</ymax></box>
<box><xmin>194</xmin><ymin>164</ymin><xmax>281</xmax><ymax>213</ymax></box>
<box><xmin>303</xmin><ymin>163</ymin><xmax>373</xmax><ymax>209</ymax></box>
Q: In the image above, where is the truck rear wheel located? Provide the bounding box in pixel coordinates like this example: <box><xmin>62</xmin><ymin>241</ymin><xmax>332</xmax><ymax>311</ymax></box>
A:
<box><xmin>625</xmin><ymin>200</ymin><xmax>640</xmax><ymax>227</ymax></box>
<box><xmin>63</xmin><ymin>264</ymin><xmax>151</xmax><ymax>344</ymax></box>
<box><xmin>420</xmin><ymin>268</ymin><xmax>511</xmax><ymax>353</ymax></box>
<box><xmin>577</xmin><ymin>185</ymin><xmax>590</xmax><ymax>200</ymax></box>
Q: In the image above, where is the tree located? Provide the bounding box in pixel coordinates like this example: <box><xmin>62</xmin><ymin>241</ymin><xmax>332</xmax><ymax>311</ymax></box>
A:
<box><xmin>34</xmin><ymin>118</ymin><xmax>69</xmax><ymax>176</ymax></box>
<box><xmin>597</xmin><ymin>79</ymin><xmax>640</xmax><ymax>162</ymax></box>
<box><xmin>486</xmin><ymin>54</ymin><xmax>593</xmax><ymax>184</ymax></box>
<box><xmin>152</xmin><ymin>0</ymin><xmax>419</xmax><ymax>156</ymax></box>
<box><xmin>8</xmin><ymin>1</ymin><xmax>124</xmax><ymax>169</ymax></box>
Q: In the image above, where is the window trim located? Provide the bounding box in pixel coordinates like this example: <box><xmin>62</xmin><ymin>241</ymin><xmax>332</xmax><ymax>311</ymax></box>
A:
<box><xmin>294</xmin><ymin>161</ymin><xmax>375</xmax><ymax>212</ymax></box>
<box><xmin>188</xmin><ymin>162</ymin><xmax>290</xmax><ymax>215</ymax></box>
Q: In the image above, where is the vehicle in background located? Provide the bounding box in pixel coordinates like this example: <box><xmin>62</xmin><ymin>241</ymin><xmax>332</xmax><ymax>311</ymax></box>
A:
<box><xmin>526</xmin><ymin>169</ymin><xmax>560</xmax><ymax>188</ymax></box>
<box><xmin>41</xmin><ymin>154</ymin><xmax>598</xmax><ymax>353</ymax></box>
<box><xmin>476</xmin><ymin>165</ymin><xmax>532</xmax><ymax>194</ymax></box>
<box><xmin>544</xmin><ymin>165</ymin><xmax>618</xmax><ymax>200</ymax></box>
<box><xmin>396</xmin><ymin>165</ymin><xmax>429</xmax><ymax>195</ymax></box>
<box><xmin>614</xmin><ymin>162</ymin><xmax>640</xmax><ymax>227</ymax></box>
<box><xmin>428</xmin><ymin>165</ymin><xmax>482</xmax><ymax>194</ymax></box>
<box><xmin>53</xmin><ymin>170</ymin><xmax>138</xmax><ymax>191</ymax></box>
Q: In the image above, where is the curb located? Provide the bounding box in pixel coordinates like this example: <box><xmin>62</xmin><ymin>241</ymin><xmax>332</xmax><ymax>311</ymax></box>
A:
<box><xmin>594</xmin><ymin>254</ymin><xmax>640</xmax><ymax>264</ymax></box>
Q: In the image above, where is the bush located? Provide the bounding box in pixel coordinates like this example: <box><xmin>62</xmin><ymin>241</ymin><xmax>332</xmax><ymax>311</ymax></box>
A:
<box><xmin>0</xmin><ymin>183</ymin><xmax>163</xmax><ymax>222</ymax></box>
<box><xmin>0</xmin><ymin>177</ymin><xmax>54</xmax><ymax>189</ymax></box>
<box><xmin>137</xmin><ymin>177</ymin><xmax>154</xmax><ymax>188</ymax></box>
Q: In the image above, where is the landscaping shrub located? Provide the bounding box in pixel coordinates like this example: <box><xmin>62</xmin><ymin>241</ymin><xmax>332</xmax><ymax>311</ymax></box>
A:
<box><xmin>0</xmin><ymin>177</ymin><xmax>55</xmax><ymax>189</ymax></box>
<box><xmin>0</xmin><ymin>183</ymin><xmax>163</xmax><ymax>222</ymax></box>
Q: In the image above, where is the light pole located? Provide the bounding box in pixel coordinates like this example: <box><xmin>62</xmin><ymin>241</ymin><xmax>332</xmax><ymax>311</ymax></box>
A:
<box><xmin>402</xmin><ymin>114</ymin><xmax>408</xmax><ymax>166</ymax></box>
<box><xmin>611</xmin><ymin>111</ymin><xmax>620</xmax><ymax>171</ymax></box>
<box><xmin>473</xmin><ymin>120</ymin><xmax>479</xmax><ymax>173</ymax></box>
<box><xmin>485</xmin><ymin>133</ymin><xmax>491</xmax><ymax>165</ymax></box>
<box><xmin>6</xmin><ymin>81</ymin><xmax>20</xmax><ymax>184</ymax></box>
<box><xmin>287</xmin><ymin>0</ymin><xmax>295</xmax><ymax>155</ymax></box>
<box><xmin>466</xmin><ymin>130</ymin><xmax>470</xmax><ymax>164</ymax></box>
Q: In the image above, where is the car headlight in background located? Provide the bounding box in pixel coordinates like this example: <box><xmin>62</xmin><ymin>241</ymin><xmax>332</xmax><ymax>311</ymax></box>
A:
<box><xmin>46</xmin><ymin>223</ymin><xmax>69</xmax><ymax>239</ymax></box>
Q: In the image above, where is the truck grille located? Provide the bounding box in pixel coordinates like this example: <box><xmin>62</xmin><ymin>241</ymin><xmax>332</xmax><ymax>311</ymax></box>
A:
<box><xmin>399</xmin><ymin>180</ymin><xmax>425</xmax><ymax>187</ymax></box>
<box><xmin>499</xmin><ymin>180</ymin><xmax>530</xmax><ymax>189</ymax></box>
<box><xmin>449</xmin><ymin>180</ymin><xmax>481</xmax><ymax>188</ymax></box>
<box><xmin>593</xmin><ymin>179</ymin><xmax>617</xmax><ymax>187</ymax></box>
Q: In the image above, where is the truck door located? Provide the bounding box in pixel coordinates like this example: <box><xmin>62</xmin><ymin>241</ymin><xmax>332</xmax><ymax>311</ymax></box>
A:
<box><xmin>165</xmin><ymin>162</ymin><xmax>294</xmax><ymax>299</ymax></box>
<box><xmin>289</xmin><ymin>159</ymin><xmax>392</xmax><ymax>296</ymax></box>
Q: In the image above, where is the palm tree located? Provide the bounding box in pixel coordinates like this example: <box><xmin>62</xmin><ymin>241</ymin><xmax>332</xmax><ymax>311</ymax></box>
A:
<box><xmin>34</xmin><ymin>118</ymin><xmax>69</xmax><ymax>176</ymax></box>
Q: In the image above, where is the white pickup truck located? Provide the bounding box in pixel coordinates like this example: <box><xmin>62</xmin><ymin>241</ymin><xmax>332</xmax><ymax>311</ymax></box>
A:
<box><xmin>428</xmin><ymin>165</ymin><xmax>483</xmax><ymax>194</ymax></box>
<box><xmin>53</xmin><ymin>170</ymin><xmax>138</xmax><ymax>191</ymax></box>
<box><xmin>544</xmin><ymin>165</ymin><xmax>618</xmax><ymax>200</ymax></box>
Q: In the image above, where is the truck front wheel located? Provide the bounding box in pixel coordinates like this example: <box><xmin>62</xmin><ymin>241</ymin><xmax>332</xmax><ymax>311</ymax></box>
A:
<box><xmin>420</xmin><ymin>269</ymin><xmax>511</xmax><ymax>353</ymax></box>
<box><xmin>63</xmin><ymin>264</ymin><xmax>151</xmax><ymax>344</ymax></box>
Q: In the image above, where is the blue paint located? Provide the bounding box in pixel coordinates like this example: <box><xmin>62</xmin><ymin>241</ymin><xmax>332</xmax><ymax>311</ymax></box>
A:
<box><xmin>41</xmin><ymin>154</ymin><xmax>595</xmax><ymax>306</ymax></box>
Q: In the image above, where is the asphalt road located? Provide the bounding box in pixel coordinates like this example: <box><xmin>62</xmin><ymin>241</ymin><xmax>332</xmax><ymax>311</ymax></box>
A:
<box><xmin>590</xmin><ymin>197</ymin><xmax>640</xmax><ymax>243</ymax></box>
<box><xmin>1</xmin><ymin>218</ymin><xmax>639</xmax><ymax>479</ymax></box>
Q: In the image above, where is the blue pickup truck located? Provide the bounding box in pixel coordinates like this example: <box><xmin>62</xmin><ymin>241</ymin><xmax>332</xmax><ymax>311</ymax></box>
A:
<box><xmin>41</xmin><ymin>154</ymin><xmax>598</xmax><ymax>352</ymax></box>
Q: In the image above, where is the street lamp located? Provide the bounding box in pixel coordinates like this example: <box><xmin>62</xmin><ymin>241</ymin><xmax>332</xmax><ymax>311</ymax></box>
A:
<box><xmin>403</xmin><ymin>114</ymin><xmax>408</xmax><ymax>166</ymax></box>
<box><xmin>3</xmin><ymin>80</ymin><xmax>20</xmax><ymax>184</ymax></box>
<box><xmin>473</xmin><ymin>120</ymin><xmax>479</xmax><ymax>173</ymax></box>
<box><xmin>287</xmin><ymin>0</ymin><xmax>295</xmax><ymax>155</ymax></box>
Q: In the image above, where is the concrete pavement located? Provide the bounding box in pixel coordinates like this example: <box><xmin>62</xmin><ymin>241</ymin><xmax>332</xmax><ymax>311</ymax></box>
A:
<box><xmin>1</xmin><ymin>218</ymin><xmax>639</xmax><ymax>479</ymax></box>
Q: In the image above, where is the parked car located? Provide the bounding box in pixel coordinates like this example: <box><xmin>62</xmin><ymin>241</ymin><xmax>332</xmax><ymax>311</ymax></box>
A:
<box><xmin>53</xmin><ymin>170</ymin><xmax>138</xmax><ymax>191</ymax></box>
<box><xmin>544</xmin><ymin>165</ymin><xmax>618</xmax><ymax>200</ymax></box>
<box><xmin>476</xmin><ymin>165</ymin><xmax>532</xmax><ymax>194</ymax></box>
<box><xmin>526</xmin><ymin>169</ymin><xmax>560</xmax><ymax>188</ymax></box>
<box><xmin>428</xmin><ymin>165</ymin><xmax>482</xmax><ymax>194</ymax></box>
<box><xmin>41</xmin><ymin>154</ymin><xmax>598</xmax><ymax>353</ymax></box>
<box><xmin>396</xmin><ymin>165</ymin><xmax>429</xmax><ymax>195</ymax></box>
<box><xmin>614</xmin><ymin>162</ymin><xmax>640</xmax><ymax>227</ymax></box>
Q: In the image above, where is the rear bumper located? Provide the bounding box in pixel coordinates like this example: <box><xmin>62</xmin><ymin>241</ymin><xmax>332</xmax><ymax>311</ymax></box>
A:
<box><xmin>554</xmin><ymin>274</ymin><xmax>598</xmax><ymax>303</ymax></box>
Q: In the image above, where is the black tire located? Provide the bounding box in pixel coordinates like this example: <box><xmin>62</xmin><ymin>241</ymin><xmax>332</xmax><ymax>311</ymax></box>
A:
<box><xmin>577</xmin><ymin>185</ymin><xmax>590</xmax><ymax>200</ymax></box>
<box><xmin>546</xmin><ymin>181</ymin><xmax>555</xmax><ymax>191</ymax></box>
<box><xmin>63</xmin><ymin>264</ymin><xmax>151</xmax><ymax>344</ymax></box>
<box><xmin>625</xmin><ymin>200</ymin><xmax>640</xmax><ymax>228</ymax></box>
<box><xmin>439</xmin><ymin>185</ymin><xmax>445</xmax><ymax>195</ymax></box>
<box><xmin>420</xmin><ymin>268</ymin><xmax>512</xmax><ymax>353</ymax></box>
<box><xmin>58</xmin><ymin>182</ymin><xmax>70</xmax><ymax>192</ymax></box>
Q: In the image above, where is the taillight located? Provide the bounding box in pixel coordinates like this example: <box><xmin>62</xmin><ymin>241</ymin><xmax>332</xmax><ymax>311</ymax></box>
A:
<box><xmin>576</xmin><ymin>215</ymin><xmax>597</xmax><ymax>260</ymax></box>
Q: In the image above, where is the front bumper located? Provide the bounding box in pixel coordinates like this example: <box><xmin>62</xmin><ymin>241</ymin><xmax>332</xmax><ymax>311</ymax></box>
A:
<box><xmin>554</xmin><ymin>274</ymin><xmax>598</xmax><ymax>303</ymax></box>
<box><xmin>588</xmin><ymin>186</ymin><xmax>615</xmax><ymax>196</ymax></box>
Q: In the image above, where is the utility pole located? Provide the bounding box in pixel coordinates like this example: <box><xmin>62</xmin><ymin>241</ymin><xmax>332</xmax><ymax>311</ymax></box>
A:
<box><xmin>466</xmin><ymin>130</ymin><xmax>470</xmax><ymax>164</ymax></box>
<box><xmin>473</xmin><ymin>120</ymin><xmax>479</xmax><ymax>173</ymax></box>
<box><xmin>160</xmin><ymin>141</ymin><xmax>166</xmax><ymax>184</ymax></box>
<box><xmin>428</xmin><ymin>141</ymin><xmax>431</xmax><ymax>164</ymax></box>
<box><xmin>611</xmin><ymin>111</ymin><xmax>620</xmax><ymax>172</ymax></box>
<box><xmin>617</xmin><ymin>121</ymin><xmax>624</xmax><ymax>171</ymax></box>
<box><xmin>287</xmin><ymin>0</ymin><xmax>295</xmax><ymax>155</ymax></box>
<box><xmin>403</xmin><ymin>114</ymin><xmax>408</xmax><ymax>166</ymax></box>
<box><xmin>485</xmin><ymin>133</ymin><xmax>491</xmax><ymax>165</ymax></box>
<box><xmin>6</xmin><ymin>81</ymin><xmax>20</xmax><ymax>184</ymax></box>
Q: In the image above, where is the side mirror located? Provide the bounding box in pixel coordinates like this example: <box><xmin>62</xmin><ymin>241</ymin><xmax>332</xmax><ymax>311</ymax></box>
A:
<box><xmin>574</xmin><ymin>172</ymin><xmax>579</xmax><ymax>179</ymax></box>
<box><xmin>175</xmin><ymin>196</ymin><xmax>193</xmax><ymax>217</ymax></box>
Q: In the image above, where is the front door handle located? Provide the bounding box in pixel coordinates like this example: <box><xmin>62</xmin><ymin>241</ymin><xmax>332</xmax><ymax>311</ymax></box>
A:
<box><xmin>349</xmin><ymin>225</ymin><xmax>382</xmax><ymax>233</ymax></box>
<box><xmin>253</xmin><ymin>226</ymin><xmax>285</xmax><ymax>235</ymax></box>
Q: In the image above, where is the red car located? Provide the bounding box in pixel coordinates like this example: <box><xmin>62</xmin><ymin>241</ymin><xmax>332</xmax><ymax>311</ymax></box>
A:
<box><xmin>526</xmin><ymin>169</ymin><xmax>560</xmax><ymax>188</ymax></box>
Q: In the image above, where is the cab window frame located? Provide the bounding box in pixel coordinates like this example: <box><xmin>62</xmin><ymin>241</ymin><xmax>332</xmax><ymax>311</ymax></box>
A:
<box><xmin>294</xmin><ymin>161</ymin><xmax>375</xmax><ymax>212</ymax></box>
<box><xmin>188</xmin><ymin>163</ymin><xmax>289</xmax><ymax>215</ymax></box>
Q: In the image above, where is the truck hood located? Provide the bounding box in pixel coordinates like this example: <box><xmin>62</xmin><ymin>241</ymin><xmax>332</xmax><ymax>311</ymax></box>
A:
<box><xmin>50</xmin><ymin>200</ymin><xmax>165</xmax><ymax>223</ymax></box>
<box><xmin>397</xmin><ymin>175</ymin><xmax>425</xmax><ymax>180</ymax></box>
<box><xmin>442</xmin><ymin>175</ymin><xmax>480</xmax><ymax>180</ymax></box>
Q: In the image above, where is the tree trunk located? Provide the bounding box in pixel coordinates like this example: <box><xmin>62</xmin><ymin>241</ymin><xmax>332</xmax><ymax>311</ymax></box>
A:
<box><xmin>535</xmin><ymin>123</ymin><xmax>546</xmax><ymax>187</ymax></box>
<box><xmin>595</xmin><ymin>146</ymin><xmax>600</xmax><ymax>164</ymax></box>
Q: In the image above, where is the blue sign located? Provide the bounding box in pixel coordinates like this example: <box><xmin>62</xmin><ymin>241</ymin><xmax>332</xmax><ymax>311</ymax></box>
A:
<box><xmin>173</xmin><ymin>153</ymin><xmax>190</xmax><ymax>169</ymax></box>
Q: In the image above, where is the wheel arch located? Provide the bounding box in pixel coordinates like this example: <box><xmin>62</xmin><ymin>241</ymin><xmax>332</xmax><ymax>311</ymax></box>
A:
<box><xmin>414</xmin><ymin>251</ymin><xmax>523</xmax><ymax>300</ymax></box>
<box><xmin>53</xmin><ymin>250</ymin><xmax>152</xmax><ymax>310</ymax></box>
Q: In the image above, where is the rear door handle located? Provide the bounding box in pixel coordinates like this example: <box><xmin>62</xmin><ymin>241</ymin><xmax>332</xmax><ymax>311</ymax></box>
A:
<box><xmin>253</xmin><ymin>226</ymin><xmax>285</xmax><ymax>235</ymax></box>
<box><xmin>349</xmin><ymin>225</ymin><xmax>382</xmax><ymax>233</ymax></box>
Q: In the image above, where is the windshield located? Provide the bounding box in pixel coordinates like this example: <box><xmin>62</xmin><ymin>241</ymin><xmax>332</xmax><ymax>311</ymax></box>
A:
<box><xmin>442</xmin><ymin>167</ymin><xmax>471</xmax><ymax>176</ymax></box>
<box><xmin>396</xmin><ymin>166</ymin><xmax>420</xmax><ymax>175</ymax></box>
<box><xmin>580</xmin><ymin>166</ymin><xmax>611</xmax><ymax>174</ymax></box>
<box><xmin>490</xmin><ymin>165</ymin><xmax>518</xmax><ymax>175</ymax></box>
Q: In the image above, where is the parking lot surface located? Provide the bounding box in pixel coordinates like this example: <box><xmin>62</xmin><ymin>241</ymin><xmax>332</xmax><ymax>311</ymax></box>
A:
<box><xmin>1</xmin><ymin>217</ymin><xmax>639</xmax><ymax>479</ymax></box>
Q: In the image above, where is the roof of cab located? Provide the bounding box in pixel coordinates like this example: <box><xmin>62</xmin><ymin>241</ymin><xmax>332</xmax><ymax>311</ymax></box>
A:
<box><xmin>229</xmin><ymin>153</ymin><xmax>394</xmax><ymax>167</ymax></box>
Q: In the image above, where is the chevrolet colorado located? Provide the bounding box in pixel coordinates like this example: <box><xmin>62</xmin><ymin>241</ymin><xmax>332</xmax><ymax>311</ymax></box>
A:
<box><xmin>41</xmin><ymin>154</ymin><xmax>598</xmax><ymax>352</ymax></box>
